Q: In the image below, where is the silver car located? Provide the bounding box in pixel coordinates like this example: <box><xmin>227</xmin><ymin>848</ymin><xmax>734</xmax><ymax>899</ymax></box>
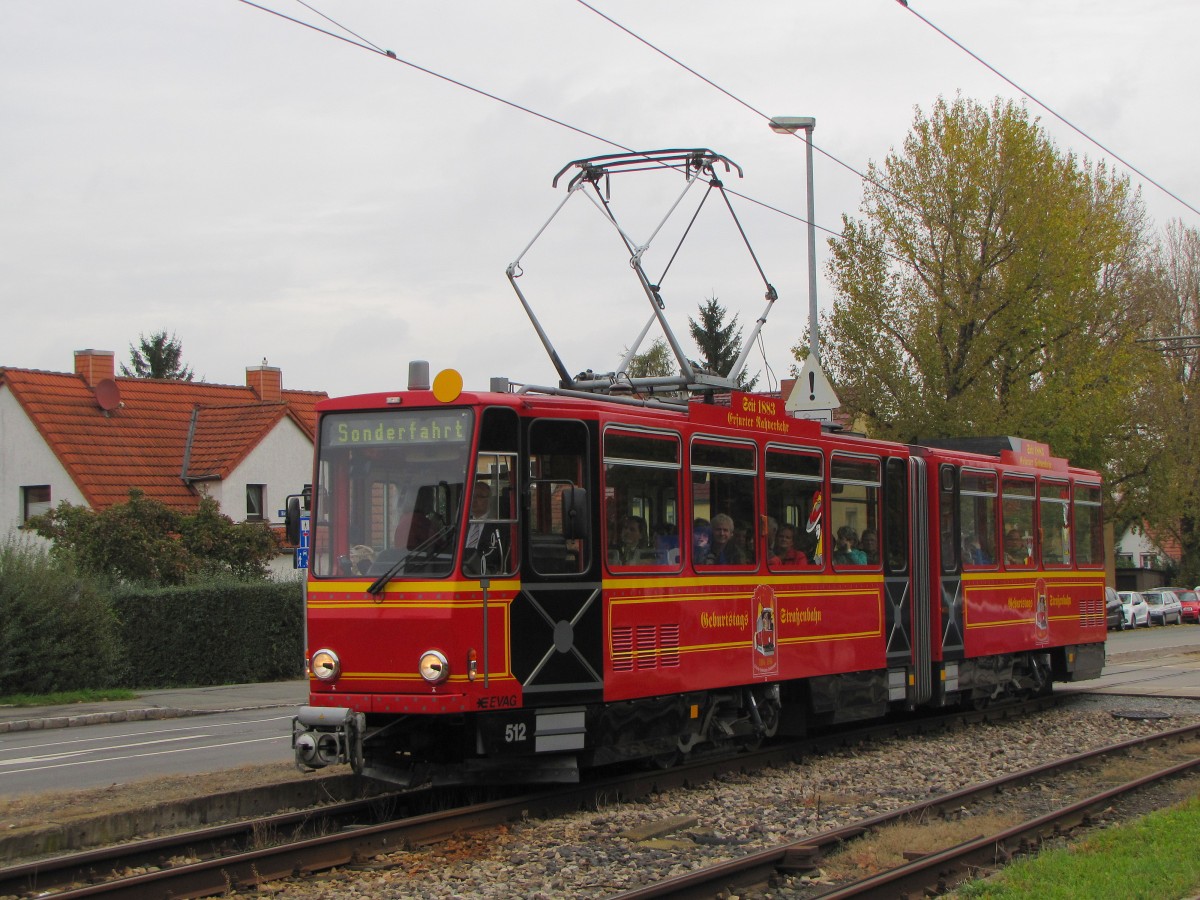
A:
<box><xmin>1143</xmin><ymin>589</ymin><xmax>1183</xmax><ymax>626</ymax></box>
<box><xmin>1119</xmin><ymin>591</ymin><xmax>1151</xmax><ymax>628</ymax></box>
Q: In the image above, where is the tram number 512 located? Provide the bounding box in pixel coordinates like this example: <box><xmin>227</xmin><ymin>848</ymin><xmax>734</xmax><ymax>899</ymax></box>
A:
<box><xmin>505</xmin><ymin>723</ymin><xmax>527</xmax><ymax>743</ymax></box>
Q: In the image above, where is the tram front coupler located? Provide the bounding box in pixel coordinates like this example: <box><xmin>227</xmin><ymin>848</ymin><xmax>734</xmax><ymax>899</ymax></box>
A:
<box><xmin>293</xmin><ymin>706</ymin><xmax>365</xmax><ymax>771</ymax></box>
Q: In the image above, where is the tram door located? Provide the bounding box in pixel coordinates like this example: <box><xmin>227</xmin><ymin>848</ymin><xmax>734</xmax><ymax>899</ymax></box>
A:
<box><xmin>936</xmin><ymin>464</ymin><xmax>964</xmax><ymax>663</ymax></box>
<box><xmin>512</xmin><ymin>418</ymin><xmax>604</xmax><ymax>707</ymax></box>
<box><xmin>882</xmin><ymin>457</ymin><xmax>926</xmax><ymax>706</ymax></box>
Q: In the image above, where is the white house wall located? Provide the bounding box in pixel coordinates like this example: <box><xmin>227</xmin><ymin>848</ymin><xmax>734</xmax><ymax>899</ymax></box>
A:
<box><xmin>1116</xmin><ymin>526</ymin><xmax>1156</xmax><ymax>558</ymax></box>
<box><xmin>0</xmin><ymin>388</ymin><xmax>87</xmax><ymax>540</ymax></box>
<box><xmin>225</xmin><ymin>416</ymin><xmax>314</xmax><ymax>579</ymax></box>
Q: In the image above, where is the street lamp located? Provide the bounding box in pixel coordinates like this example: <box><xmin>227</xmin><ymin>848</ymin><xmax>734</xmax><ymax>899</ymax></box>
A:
<box><xmin>769</xmin><ymin>116</ymin><xmax>819</xmax><ymax>361</ymax></box>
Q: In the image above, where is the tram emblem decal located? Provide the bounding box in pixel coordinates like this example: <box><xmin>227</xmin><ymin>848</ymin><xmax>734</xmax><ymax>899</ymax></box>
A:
<box><xmin>752</xmin><ymin>584</ymin><xmax>778</xmax><ymax>677</ymax></box>
<box><xmin>806</xmin><ymin>492</ymin><xmax>824</xmax><ymax>564</ymax></box>
<box><xmin>1035</xmin><ymin>578</ymin><xmax>1049</xmax><ymax>645</ymax></box>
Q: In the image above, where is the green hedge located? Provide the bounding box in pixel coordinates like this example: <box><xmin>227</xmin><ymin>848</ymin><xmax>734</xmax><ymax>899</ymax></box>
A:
<box><xmin>0</xmin><ymin>539</ymin><xmax>124</xmax><ymax>693</ymax></box>
<box><xmin>114</xmin><ymin>580</ymin><xmax>305</xmax><ymax>688</ymax></box>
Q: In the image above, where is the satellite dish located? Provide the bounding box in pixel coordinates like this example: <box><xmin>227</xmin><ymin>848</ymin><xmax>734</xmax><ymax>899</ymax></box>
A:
<box><xmin>94</xmin><ymin>378</ymin><xmax>121</xmax><ymax>412</ymax></box>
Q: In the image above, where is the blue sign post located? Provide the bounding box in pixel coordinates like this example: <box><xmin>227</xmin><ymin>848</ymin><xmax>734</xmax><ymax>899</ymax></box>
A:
<box><xmin>294</xmin><ymin>515</ymin><xmax>310</xmax><ymax>569</ymax></box>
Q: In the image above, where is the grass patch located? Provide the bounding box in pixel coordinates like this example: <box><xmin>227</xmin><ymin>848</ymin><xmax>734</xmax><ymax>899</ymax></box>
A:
<box><xmin>0</xmin><ymin>688</ymin><xmax>137</xmax><ymax>708</ymax></box>
<box><xmin>952</xmin><ymin>794</ymin><xmax>1200</xmax><ymax>899</ymax></box>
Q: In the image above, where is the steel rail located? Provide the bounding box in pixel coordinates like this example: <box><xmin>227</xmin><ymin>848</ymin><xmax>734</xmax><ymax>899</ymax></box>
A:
<box><xmin>0</xmin><ymin>693</ymin><xmax>1078</xmax><ymax>899</ymax></box>
<box><xmin>609</xmin><ymin>721</ymin><xmax>1200</xmax><ymax>899</ymax></box>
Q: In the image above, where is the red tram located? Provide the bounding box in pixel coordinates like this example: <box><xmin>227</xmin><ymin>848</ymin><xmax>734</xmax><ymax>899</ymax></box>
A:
<box><xmin>291</xmin><ymin>372</ymin><xmax>1105</xmax><ymax>785</ymax></box>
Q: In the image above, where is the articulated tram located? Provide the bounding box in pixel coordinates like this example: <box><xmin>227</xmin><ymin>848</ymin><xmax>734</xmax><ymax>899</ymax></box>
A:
<box><xmin>291</xmin><ymin>371</ymin><xmax>1105</xmax><ymax>786</ymax></box>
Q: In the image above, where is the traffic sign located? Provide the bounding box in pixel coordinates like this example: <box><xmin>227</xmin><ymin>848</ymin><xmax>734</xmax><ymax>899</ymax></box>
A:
<box><xmin>787</xmin><ymin>355</ymin><xmax>840</xmax><ymax>418</ymax></box>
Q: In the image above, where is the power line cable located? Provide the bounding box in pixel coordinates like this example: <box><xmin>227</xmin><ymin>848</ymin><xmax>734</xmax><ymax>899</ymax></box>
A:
<box><xmin>572</xmin><ymin>0</ymin><xmax>891</xmax><ymax>204</ymax></box>
<box><xmin>896</xmin><ymin>0</ymin><xmax>1200</xmax><ymax>218</ymax></box>
<box><xmin>236</xmin><ymin>0</ymin><xmax>852</xmax><ymax>246</ymax></box>
<box><xmin>236</xmin><ymin>0</ymin><xmax>633</xmax><ymax>153</ymax></box>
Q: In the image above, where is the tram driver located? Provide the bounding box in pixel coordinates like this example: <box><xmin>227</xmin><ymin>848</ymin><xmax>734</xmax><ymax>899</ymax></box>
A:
<box><xmin>463</xmin><ymin>481</ymin><xmax>508</xmax><ymax>576</ymax></box>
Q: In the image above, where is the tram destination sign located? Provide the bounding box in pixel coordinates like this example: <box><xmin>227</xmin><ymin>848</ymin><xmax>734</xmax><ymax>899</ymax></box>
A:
<box><xmin>325</xmin><ymin>411</ymin><xmax>470</xmax><ymax>448</ymax></box>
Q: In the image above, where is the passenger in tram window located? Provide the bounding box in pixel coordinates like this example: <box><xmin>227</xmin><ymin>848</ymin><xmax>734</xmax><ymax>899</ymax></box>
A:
<box><xmin>609</xmin><ymin>515</ymin><xmax>648</xmax><ymax>565</ymax></box>
<box><xmin>349</xmin><ymin>544</ymin><xmax>376</xmax><ymax>575</ymax></box>
<box><xmin>654</xmin><ymin>526</ymin><xmax>680</xmax><ymax>565</ymax></box>
<box><xmin>860</xmin><ymin>528</ymin><xmax>880</xmax><ymax>565</ymax></box>
<box><xmin>733</xmin><ymin>521</ymin><xmax>754</xmax><ymax>562</ymax></box>
<box><xmin>1003</xmin><ymin>528</ymin><xmax>1030</xmax><ymax>566</ymax></box>
<box><xmin>964</xmin><ymin>533</ymin><xmax>992</xmax><ymax>565</ymax></box>
<box><xmin>833</xmin><ymin>525</ymin><xmax>867</xmax><ymax>565</ymax></box>
<box><xmin>693</xmin><ymin>519</ymin><xmax>713</xmax><ymax>565</ymax></box>
<box><xmin>707</xmin><ymin>513</ymin><xmax>746</xmax><ymax>565</ymax></box>
<box><xmin>394</xmin><ymin>485</ymin><xmax>436</xmax><ymax>550</ymax></box>
<box><xmin>771</xmin><ymin>524</ymin><xmax>805</xmax><ymax>567</ymax></box>
<box><xmin>766</xmin><ymin>516</ymin><xmax>779</xmax><ymax>554</ymax></box>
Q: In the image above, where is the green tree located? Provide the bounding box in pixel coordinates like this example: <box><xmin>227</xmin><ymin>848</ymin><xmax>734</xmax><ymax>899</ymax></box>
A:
<box><xmin>27</xmin><ymin>490</ymin><xmax>278</xmax><ymax>585</ymax></box>
<box><xmin>623</xmin><ymin>337</ymin><xmax>675</xmax><ymax>378</ymax></box>
<box><xmin>121</xmin><ymin>330</ymin><xmax>195</xmax><ymax>380</ymax></box>
<box><xmin>822</xmin><ymin>95</ymin><xmax>1153</xmax><ymax>479</ymax></box>
<box><xmin>688</xmin><ymin>297</ymin><xmax>760</xmax><ymax>390</ymax></box>
<box><xmin>1135</xmin><ymin>221</ymin><xmax>1200</xmax><ymax>583</ymax></box>
<box><xmin>179</xmin><ymin>496</ymin><xmax>279</xmax><ymax>581</ymax></box>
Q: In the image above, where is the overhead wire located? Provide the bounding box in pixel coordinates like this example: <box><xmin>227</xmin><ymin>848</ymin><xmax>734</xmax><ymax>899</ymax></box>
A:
<box><xmin>235</xmin><ymin>0</ymin><xmax>858</xmax><ymax>251</ymax></box>
<box><xmin>237</xmin><ymin>0</ymin><xmax>1198</xmax><ymax>364</ymax></box>
<box><xmin>896</xmin><ymin>0</ymin><xmax>1200</xmax><ymax>218</ymax></box>
<box><xmin>235</xmin><ymin>0</ymin><xmax>633</xmax><ymax>153</ymax></box>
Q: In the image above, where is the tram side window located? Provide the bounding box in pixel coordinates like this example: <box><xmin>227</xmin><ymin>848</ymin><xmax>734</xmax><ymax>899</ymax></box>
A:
<box><xmin>1039</xmin><ymin>480</ymin><xmax>1071</xmax><ymax>567</ymax></box>
<box><xmin>765</xmin><ymin>447</ymin><xmax>823</xmax><ymax>570</ymax></box>
<box><xmin>691</xmin><ymin>439</ymin><xmax>757</xmax><ymax>567</ymax></box>
<box><xmin>603</xmin><ymin>429</ymin><xmax>681</xmax><ymax>570</ymax></box>
<box><xmin>1001</xmin><ymin>476</ymin><xmax>1036</xmax><ymax>568</ymax></box>
<box><xmin>884</xmin><ymin>457</ymin><xmax>909</xmax><ymax>573</ymax></box>
<box><xmin>830</xmin><ymin>455</ymin><xmax>881</xmax><ymax>569</ymax></box>
<box><xmin>960</xmin><ymin>469</ymin><xmax>997</xmax><ymax>568</ymax></box>
<box><xmin>526</xmin><ymin>419</ymin><xmax>591</xmax><ymax>576</ymax></box>
<box><xmin>1073</xmin><ymin>483</ymin><xmax>1104</xmax><ymax>567</ymax></box>
<box><xmin>465</xmin><ymin>451</ymin><xmax>518</xmax><ymax>577</ymax></box>
<box><xmin>938</xmin><ymin>465</ymin><xmax>958</xmax><ymax>573</ymax></box>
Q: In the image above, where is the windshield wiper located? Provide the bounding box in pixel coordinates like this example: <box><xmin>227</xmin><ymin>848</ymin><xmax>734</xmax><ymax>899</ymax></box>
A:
<box><xmin>367</xmin><ymin>488</ymin><xmax>465</xmax><ymax>596</ymax></box>
<box><xmin>366</xmin><ymin>524</ymin><xmax>455</xmax><ymax>596</ymax></box>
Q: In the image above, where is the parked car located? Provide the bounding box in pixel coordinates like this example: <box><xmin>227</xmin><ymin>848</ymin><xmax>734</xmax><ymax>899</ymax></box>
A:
<box><xmin>1119</xmin><ymin>591</ymin><xmax>1151</xmax><ymax>628</ymax></box>
<box><xmin>1105</xmin><ymin>586</ymin><xmax>1124</xmax><ymax>630</ymax></box>
<box><xmin>1165</xmin><ymin>587</ymin><xmax>1200</xmax><ymax>624</ymax></box>
<box><xmin>1143</xmin><ymin>589</ymin><xmax>1184</xmax><ymax>626</ymax></box>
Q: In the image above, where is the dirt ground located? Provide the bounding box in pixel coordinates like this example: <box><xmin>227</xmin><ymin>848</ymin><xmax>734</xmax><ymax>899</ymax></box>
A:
<box><xmin>0</xmin><ymin>762</ymin><xmax>331</xmax><ymax>832</ymax></box>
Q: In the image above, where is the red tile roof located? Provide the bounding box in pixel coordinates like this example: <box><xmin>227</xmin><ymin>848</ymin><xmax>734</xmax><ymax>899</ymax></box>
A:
<box><xmin>0</xmin><ymin>367</ymin><xmax>325</xmax><ymax>512</ymax></box>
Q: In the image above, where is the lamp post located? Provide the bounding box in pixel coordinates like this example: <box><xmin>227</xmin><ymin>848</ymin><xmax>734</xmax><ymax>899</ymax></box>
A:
<box><xmin>769</xmin><ymin>116</ymin><xmax>819</xmax><ymax>361</ymax></box>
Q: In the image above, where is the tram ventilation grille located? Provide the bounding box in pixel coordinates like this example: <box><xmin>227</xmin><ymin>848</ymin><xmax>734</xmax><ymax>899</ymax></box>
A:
<box><xmin>1080</xmin><ymin>595</ymin><xmax>1104</xmax><ymax>628</ymax></box>
<box><xmin>611</xmin><ymin>624</ymin><xmax>680</xmax><ymax>671</ymax></box>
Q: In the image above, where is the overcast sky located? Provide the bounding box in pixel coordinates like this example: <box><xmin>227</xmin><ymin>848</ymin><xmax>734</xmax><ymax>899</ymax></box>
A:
<box><xmin>3</xmin><ymin>1</ymin><xmax>1196</xmax><ymax>399</ymax></box>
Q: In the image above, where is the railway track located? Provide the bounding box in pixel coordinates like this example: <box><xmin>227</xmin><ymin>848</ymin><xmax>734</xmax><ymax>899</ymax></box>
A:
<box><xmin>610</xmin><ymin>720</ymin><xmax>1200</xmax><ymax>899</ymax></box>
<box><xmin>0</xmin><ymin>694</ymin><xmax>1148</xmax><ymax>899</ymax></box>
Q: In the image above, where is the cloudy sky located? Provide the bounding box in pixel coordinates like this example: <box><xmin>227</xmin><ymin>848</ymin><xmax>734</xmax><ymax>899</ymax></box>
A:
<box><xmin>2</xmin><ymin>1</ymin><xmax>1196</xmax><ymax>399</ymax></box>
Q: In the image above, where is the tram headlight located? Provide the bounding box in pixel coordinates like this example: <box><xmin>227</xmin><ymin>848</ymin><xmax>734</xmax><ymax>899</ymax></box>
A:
<box><xmin>310</xmin><ymin>649</ymin><xmax>341</xmax><ymax>682</ymax></box>
<box><xmin>418</xmin><ymin>649</ymin><xmax>449</xmax><ymax>684</ymax></box>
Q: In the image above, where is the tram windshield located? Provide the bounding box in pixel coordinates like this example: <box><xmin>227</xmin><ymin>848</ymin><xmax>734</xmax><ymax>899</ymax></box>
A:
<box><xmin>310</xmin><ymin>409</ymin><xmax>474</xmax><ymax>579</ymax></box>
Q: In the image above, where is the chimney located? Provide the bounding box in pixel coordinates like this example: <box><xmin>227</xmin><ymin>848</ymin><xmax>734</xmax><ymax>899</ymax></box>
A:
<box><xmin>74</xmin><ymin>349</ymin><xmax>115</xmax><ymax>387</ymax></box>
<box><xmin>246</xmin><ymin>364</ymin><xmax>282</xmax><ymax>402</ymax></box>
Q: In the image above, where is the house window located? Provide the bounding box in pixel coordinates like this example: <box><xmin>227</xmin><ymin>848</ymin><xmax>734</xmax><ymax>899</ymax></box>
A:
<box><xmin>22</xmin><ymin>485</ymin><xmax>51</xmax><ymax>523</ymax></box>
<box><xmin>1116</xmin><ymin>553</ymin><xmax>1134</xmax><ymax>568</ymax></box>
<box><xmin>246</xmin><ymin>484</ymin><xmax>266</xmax><ymax>522</ymax></box>
<box><xmin>1141</xmin><ymin>553</ymin><xmax>1160</xmax><ymax>570</ymax></box>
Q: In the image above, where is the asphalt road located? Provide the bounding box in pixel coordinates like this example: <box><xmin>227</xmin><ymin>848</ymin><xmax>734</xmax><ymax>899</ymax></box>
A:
<box><xmin>2</xmin><ymin>624</ymin><xmax>1198</xmax><ymax>799</ymax></box>
<box><xmin>1105</xmin><ymin>619</ymin><xmax>1200</xmax><ymax>657</ymax></box>
<box><xmin>0</xmin><ymin>708</ymin><xmax>296</xmax><ymax>797</ymax></box>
